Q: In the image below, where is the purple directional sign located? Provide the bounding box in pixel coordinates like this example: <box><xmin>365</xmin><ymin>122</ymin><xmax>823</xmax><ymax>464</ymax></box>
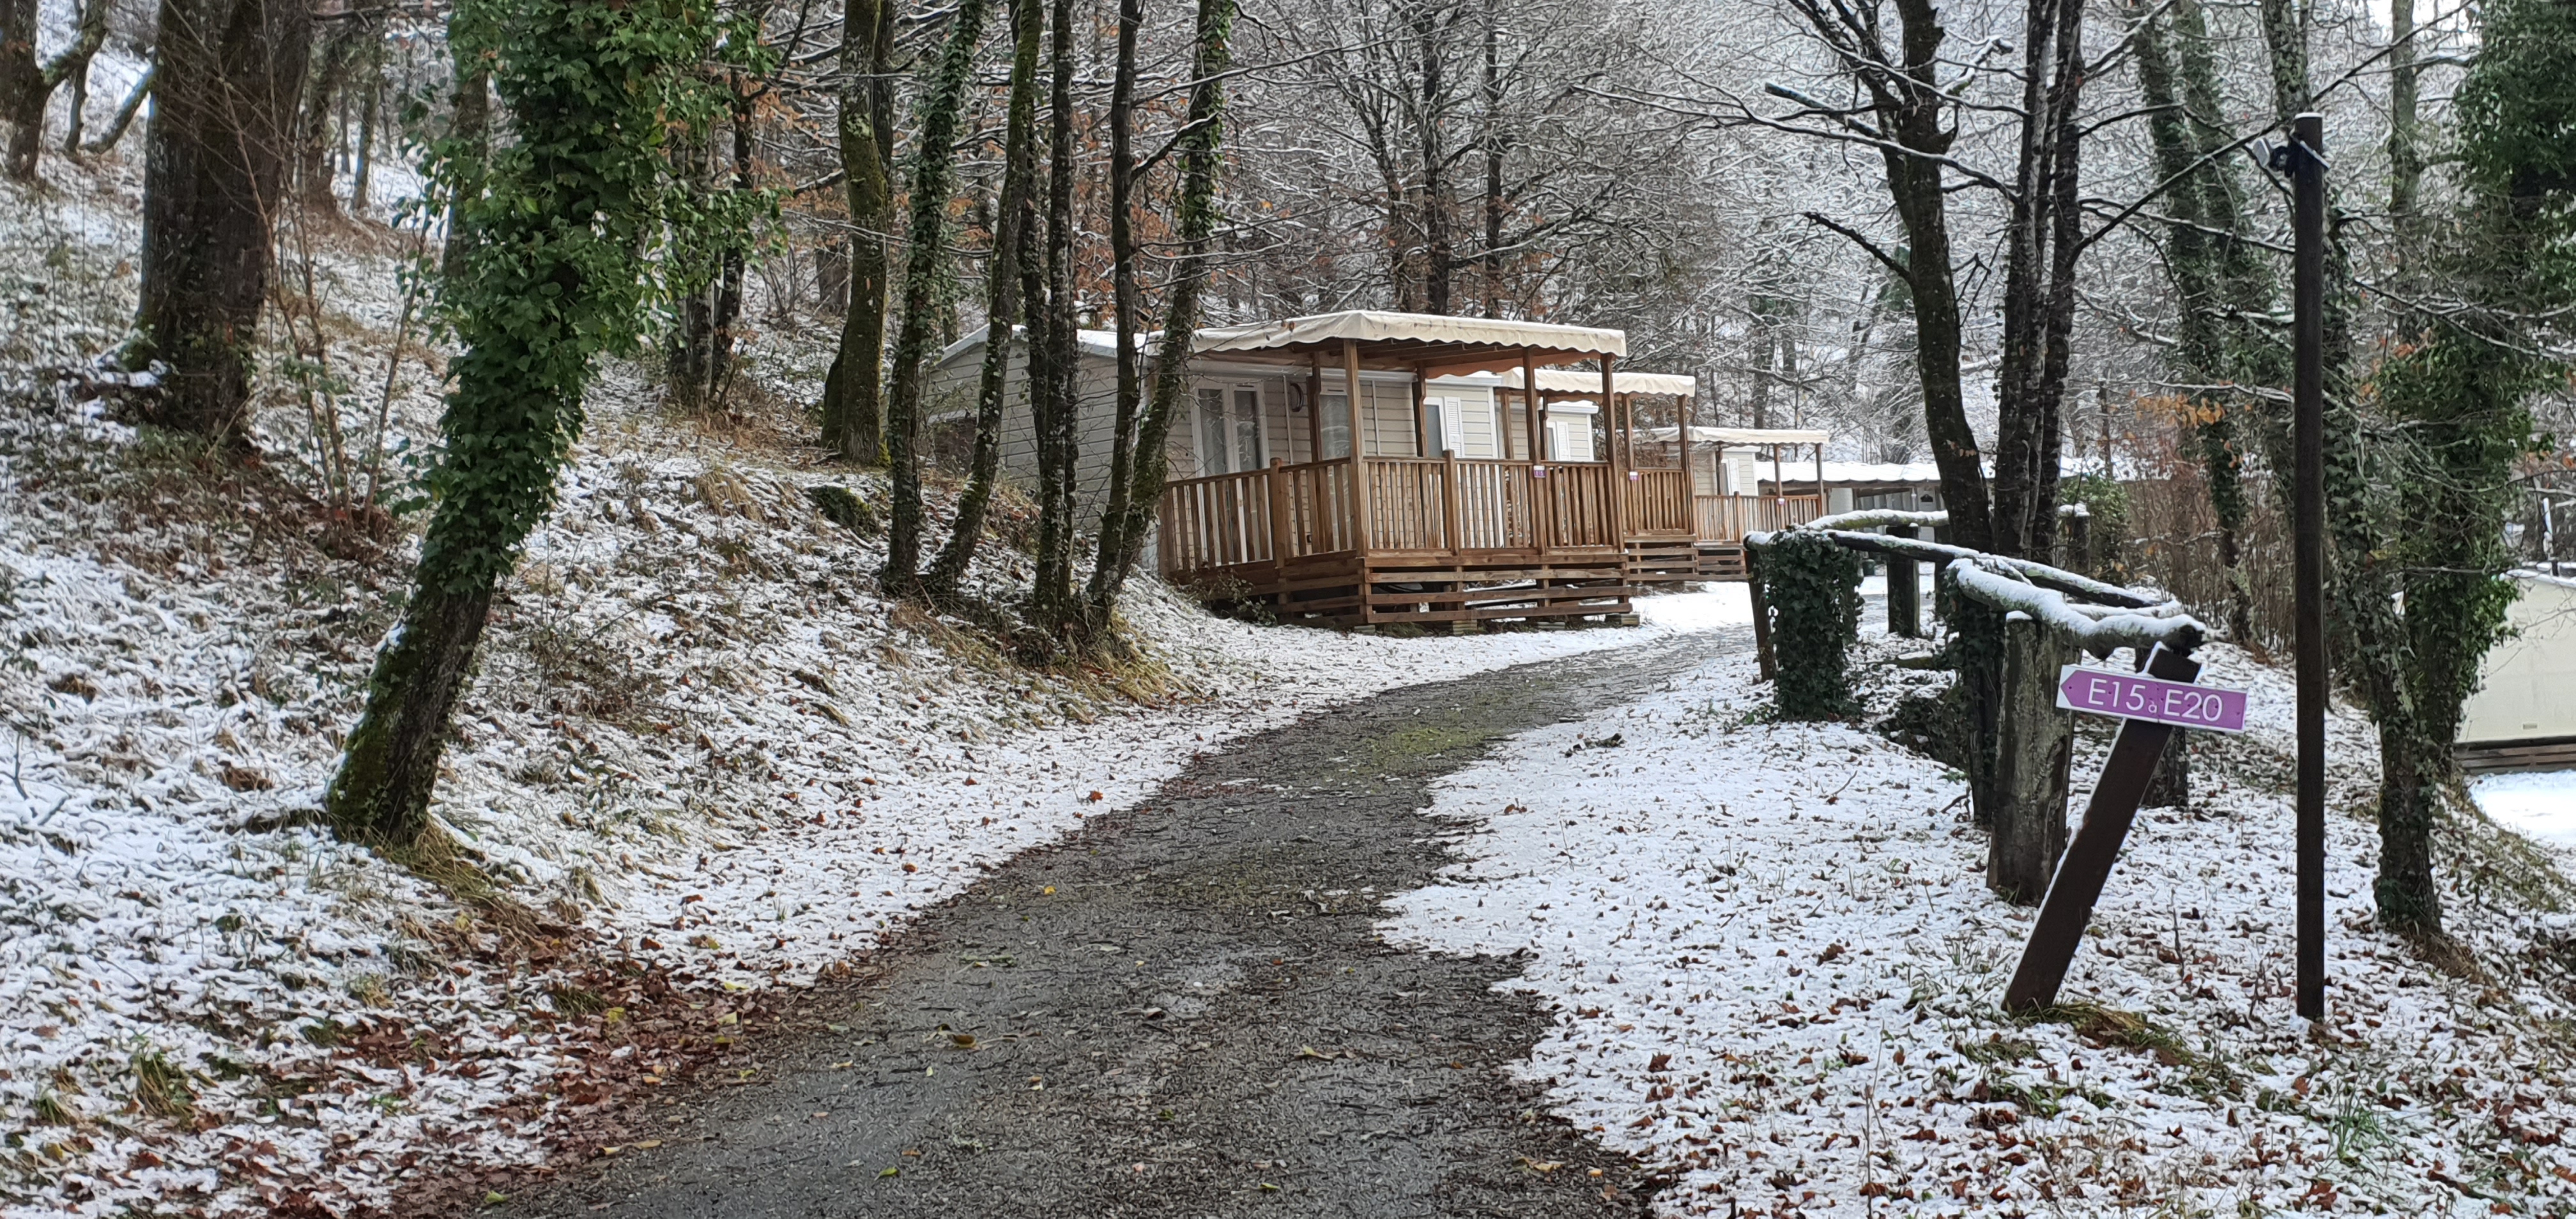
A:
<box><xmin>2055</xmin><ymin>664</ymin><xmax>2249</xmax><ymax>734</ymax></box>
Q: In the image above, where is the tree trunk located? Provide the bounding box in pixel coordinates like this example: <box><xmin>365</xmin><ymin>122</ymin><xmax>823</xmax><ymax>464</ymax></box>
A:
<box><xmin>0</xmin><ymin>0</ymin><xmax>45</xmax><ymax>178</ymax></box>
<box><xmin>2133</xmin><ymin>0</ymin><xmax>2254</xmax><ymax>643</ymax></box>
<box><xmin>881</xmin><ymin>0</ymin><xmax>999</xmax><ymax>596</ymax></box>
<box><xmin>820</xmin><ymin>0</ymin><xmax>892</xmax><ymax>464</ymax></box>
<box><xmin>1987</xmin><ymin>0</ymin><xmax>2085</xmax><ymax>560</ymax></box>
<box><xmin>707</xmin><ymin>74</ymin><xmax>755</xmax><ymax>401</ymax></box>
<box><xmin>326</xmin><ymin>583</ymin><xmax>496</xmax><ymax>845</ymax></box>
<box><xmin>1478</xmin><ymin>0</ymin><xmax>1504</xmax><ymax>316</ymax></box>
<box><xmin>128</xmin><ymin>0</ymin><xmax>312</xmax><ymax>441</ymax></box>
<box><xmin>1081</xmin><ymin>0</ymin><xmax>1146</xmax><ymax>618</ymax></box>
<box><xmin>294</xmin><ymin>23</ymin><xmax>361</xmax><ymax>217</ymax></box>
<box><xmin>349</xmin><ymin>45</ymin><xmax>379</xmax><ymax>213</ymax></box>
<box><xmin>1085</xmin><ymin>0</ymin><xmax>1234</xmax><ymax>622</ymax></box>
<box><xmin>1026</xmin><ymin>0</ymin><xmax>1081</xmax><ymax>633</ymax></box>
<box><xmin>1414</xmin><ymin>3</ymin><xmax>1452</xmax><ymax>316</ymax></box>
<box><xmin>329</xmin><ymin>0</ymin><xmax>705</xmax><ymax>845</ymax></box>
<box><xmin>3</xmin><ymin>0</ymin><xmax>106</xmax><ymax>178</ymax></box>
<box><xmin>1990</xmin><ymin>611</ymin><xmax>2076</xmax><ymax>903</ymax></box>
<box><xmin>441</xmin><ymin>47</ymin><xmax>489</xmax><ymax>277</ymax></box>
<box><xmin>664</xmin><ymin>125</ymin><xmax>716</xmax><ymax>409</ymax></box>
<box><xmin>924</xmin><ymin>0</ymin><xmax>1039</xmax><ymax>600</ymax></box>
<box><xmin>1881</xmin><ymin>0</ymin><xmax>1992</xmax><ymax>553</ymax></box>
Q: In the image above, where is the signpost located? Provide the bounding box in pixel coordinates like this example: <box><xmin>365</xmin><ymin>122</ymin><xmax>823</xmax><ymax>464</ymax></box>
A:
<box><xmin>2005</xmin><ymin>645</ymin><xmax>2253</xmax><ymax>1012</ymax></box>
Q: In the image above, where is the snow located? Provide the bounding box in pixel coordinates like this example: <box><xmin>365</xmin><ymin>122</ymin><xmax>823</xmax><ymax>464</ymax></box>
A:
<box><xmin>1385</xmin><ymin>634</ymin><xmax>2576</xmax><ymax>1216</ymax></box>
<box><xmin>0</xmin><ymin>157</ymin><xmax>1742</xmax><ymax>1214</ymax></box>
<box><xmin>2475</xmin><ymin>770</ymin><xmax>2576</xmax><ymax>847</ymax></box>
<box><xmin>1946</xmin><ymin>557</ymin><xmax>2204</xmax><ymax>656</ymax></box>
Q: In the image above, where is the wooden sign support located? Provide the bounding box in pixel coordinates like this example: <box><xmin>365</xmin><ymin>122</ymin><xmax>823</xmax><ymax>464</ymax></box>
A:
<box><xmin>2002</xmin><ymin>642</ymin><xmax>2202</xmax><ymax>1013</ymax></box>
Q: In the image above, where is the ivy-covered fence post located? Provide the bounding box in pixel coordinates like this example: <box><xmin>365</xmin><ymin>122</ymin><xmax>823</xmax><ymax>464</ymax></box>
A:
<box><xmin>1759</xmin><ymin>531</ymin><xmax>1864</xmax><ymax>719</ymax></box>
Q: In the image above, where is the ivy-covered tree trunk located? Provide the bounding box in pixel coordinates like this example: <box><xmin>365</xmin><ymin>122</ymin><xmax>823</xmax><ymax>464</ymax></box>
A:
<box><xmin>923</xmin><ymin>0</ymin><xmax>1039</xmax><ymax>601</ymax></box>
<box><xmin>326</xmin><ymin>0</ymin><xmax>712</xmax><ymax>845</ymax></box>
<box><xmin>818</xmin><ymin>0</ymin><xmax>893</xmax><ymax>463</ymax></box>
<box><xmin>1080</xmin><ymin>0</ymin><xmax>1146</xmax><ymax>623</ymax></box>
<box><xmin>1026</xmin><ymin>0</ymin><xmax>1082</xmax><ymax>636</ymax></box>
<box><xmin>1086</xmin><ymin>0</ymin><xmax>1234</xmax><ymax>622</ymax></box>
<box><xmin>126</xmin><ymin>0</ymin><xmax>311</xmax><ymax>441</ymax></box>
<box><xmin>2132</xmin><ymin>0</ymin><xmax>2258</xmax><ymax>643</ymax></box>
<box><xmin>880</xmin><ymin>0</ymin><xmax>997</xmax><ymax>597</ymax></box>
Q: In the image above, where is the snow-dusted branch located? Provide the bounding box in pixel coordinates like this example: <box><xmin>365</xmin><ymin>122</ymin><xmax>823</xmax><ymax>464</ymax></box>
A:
<box><xmin>1946</xmin><ymin>558</ymin><xmax>2204</xmax><ymax>657</ymax></box>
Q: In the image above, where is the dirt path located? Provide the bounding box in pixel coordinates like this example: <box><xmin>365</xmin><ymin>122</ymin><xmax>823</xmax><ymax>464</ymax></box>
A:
<box><xmin>484</xmin><ymin>627</ymin><xmax>1748</xmax><ymax>1219</ymax></box>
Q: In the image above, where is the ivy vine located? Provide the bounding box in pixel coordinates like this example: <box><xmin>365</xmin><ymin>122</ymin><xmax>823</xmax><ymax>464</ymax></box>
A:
<box><xmin>1763</xmin><ymin>530</ymin><xmax>1864</xmax><ymax>719</ymax></box>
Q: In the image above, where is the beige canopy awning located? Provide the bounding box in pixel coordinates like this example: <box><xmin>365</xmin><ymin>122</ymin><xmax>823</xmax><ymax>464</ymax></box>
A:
<box><xmin>1192</xmin><ymin>309</ymin><xmax>1626</xmax><ymax>374</ymax></box>
<box><xmin>1494</xmin><ymin>368</ymin><xmax>1696</xmax><ymax>397</ymax></box>
<box><xmin>1637</xmin><ymin>425</ymin><xmax>1830</xmax><ymax>446</ymax></box>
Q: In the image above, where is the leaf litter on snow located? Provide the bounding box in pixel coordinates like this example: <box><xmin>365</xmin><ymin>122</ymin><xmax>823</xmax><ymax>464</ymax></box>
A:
<box><xmin>1385</xmin><ymin>631</ymin><xmax>2576</xmax><ymax>1216</ymax></box>
<box><xmin>0</xmin><ymin>156</ymin><xmax>1737</xmax><ymax>1214</ymax></box>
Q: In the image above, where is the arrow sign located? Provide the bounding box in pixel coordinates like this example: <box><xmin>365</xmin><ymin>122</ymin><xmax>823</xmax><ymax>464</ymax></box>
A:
<box><xmin>2055</xmin><ymin>664</ymin><xmax>2248</xmax><ymax>734</ymax></box>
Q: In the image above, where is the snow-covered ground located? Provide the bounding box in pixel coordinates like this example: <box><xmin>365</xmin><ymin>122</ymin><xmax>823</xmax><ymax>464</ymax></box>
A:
<box><xmin>1387</xmin><ymin>632</ymin><xmax>2576</xmax><ymax>1216</ymax></box>
<box><xmin>2477</xmin><ymin>771</ymin><xmax>2576</xmax><ymax>848</ymax></box>
<box><xmin>0</xmin><ymin>150</ymin><xmax>1744</xmax><ymax>1214</ymax></box>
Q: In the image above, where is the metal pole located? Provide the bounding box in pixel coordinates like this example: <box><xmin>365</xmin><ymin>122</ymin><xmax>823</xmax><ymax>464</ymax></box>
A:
<box><xmin>2290</xmin><ymin>111</ymin><xmax>2327</xmax><ymax>1022</ymax></box>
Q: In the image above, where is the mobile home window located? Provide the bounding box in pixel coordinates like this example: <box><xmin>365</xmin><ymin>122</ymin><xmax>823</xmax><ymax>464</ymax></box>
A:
<box><xmin>1321</xmin><ymin>393</ymin><xmax>1352</xmax><ymax>459</ymax></box>
<box><xmin>1232</xmin><ymin>387</ymin><xmax>1265</xmax><ymax>470</ymax></box>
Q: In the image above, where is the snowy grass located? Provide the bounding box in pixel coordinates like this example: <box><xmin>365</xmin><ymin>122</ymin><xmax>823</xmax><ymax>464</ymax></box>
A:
<box><xmin>1385</xmin><ymin>632</ymin><xmax>2576</xmax><ymax>1216</ymax></box>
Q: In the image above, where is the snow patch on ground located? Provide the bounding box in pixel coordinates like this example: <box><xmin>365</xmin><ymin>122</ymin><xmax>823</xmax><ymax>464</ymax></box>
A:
<box><xmin>1386</xmin><ymin>635</ymin><xmax>2576</xmax><ymax>1216</ymax></box>
<box><xmin>2476</xmin><ymin>771</ymin><xmax>2576</xmax><ymax>848</ymax></box>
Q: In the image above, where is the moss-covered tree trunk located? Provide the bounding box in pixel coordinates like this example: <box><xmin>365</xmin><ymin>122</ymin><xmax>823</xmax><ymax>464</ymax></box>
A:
<box><xmin>924</xmin><ymin>0</ymin><xmax>1039</xmax><ymax>600</ymax></box>
<box><xmin>1026</xmin><ymin>0</ymin><xmax>1082</xmax><ymax>636</ymax></box>
<box><xmin>1085</xmin><ymin>0</ymin><xmax>1234</xmax><ymax>622</ymax></box>
<box><xmin>880</xmin><ymin>0</ymin><xmax>997</xmax><ymax>597</ymax></box>
<box><xmin>328</xmin><ymin>0</ymin><xmax>711</xmax><ymax>845</ymax></box>
<box><xmin>126</xmin><ymin>0</ymin><xmax>311</xmax><ymax>440</ymax></box>
<box><xmin>1080</xmin><ymin>0</ymin><xmax>1146</xmax><ymax>624</ymax></box>
<box><xmin>818</xmin><ymin>0</ymin><xmax>893</xmax><ymax>463</ymax></box>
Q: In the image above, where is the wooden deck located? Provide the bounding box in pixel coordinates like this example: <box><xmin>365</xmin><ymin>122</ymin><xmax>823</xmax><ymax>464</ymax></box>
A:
<box><xmin>1158</xmin><ymin>456</ymin><xmax>1822</xmax><ymax>626</ymax></box>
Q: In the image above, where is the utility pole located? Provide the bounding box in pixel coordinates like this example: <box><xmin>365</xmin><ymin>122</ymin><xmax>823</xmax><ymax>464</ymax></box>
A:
<box><xmin>2288</xmin><ymin>112</ymin><xmax>2327</xmax><ymax>1022</ymax></box>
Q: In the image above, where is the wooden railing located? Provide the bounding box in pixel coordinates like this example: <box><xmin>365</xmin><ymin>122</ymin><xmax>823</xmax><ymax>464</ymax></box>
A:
<box><xmin>1692</xmin><ymin>493</ymin><xmax>1824</xmax><ymax>542</ymax></box>
<box><xmin>1158</xmin><ymin>458</ymin><xmax>1356</xmax><ymax>574</ymax></box>
<box><xmin>1158</xmin><ymin>455</ymin><xmax>1631</xmax><ymax>576</ymax></box>
<box><xmin>1624</xmin><ymin>468</ymin><xmax>1693</xmax><ymax>537</ymax></box>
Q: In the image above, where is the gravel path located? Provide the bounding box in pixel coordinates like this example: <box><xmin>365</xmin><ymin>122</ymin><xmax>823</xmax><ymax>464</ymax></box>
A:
<box><xmin>485</xmin><ymin>627</ymin><xmax>1748</xmax><ymax>1219</ymax></box>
